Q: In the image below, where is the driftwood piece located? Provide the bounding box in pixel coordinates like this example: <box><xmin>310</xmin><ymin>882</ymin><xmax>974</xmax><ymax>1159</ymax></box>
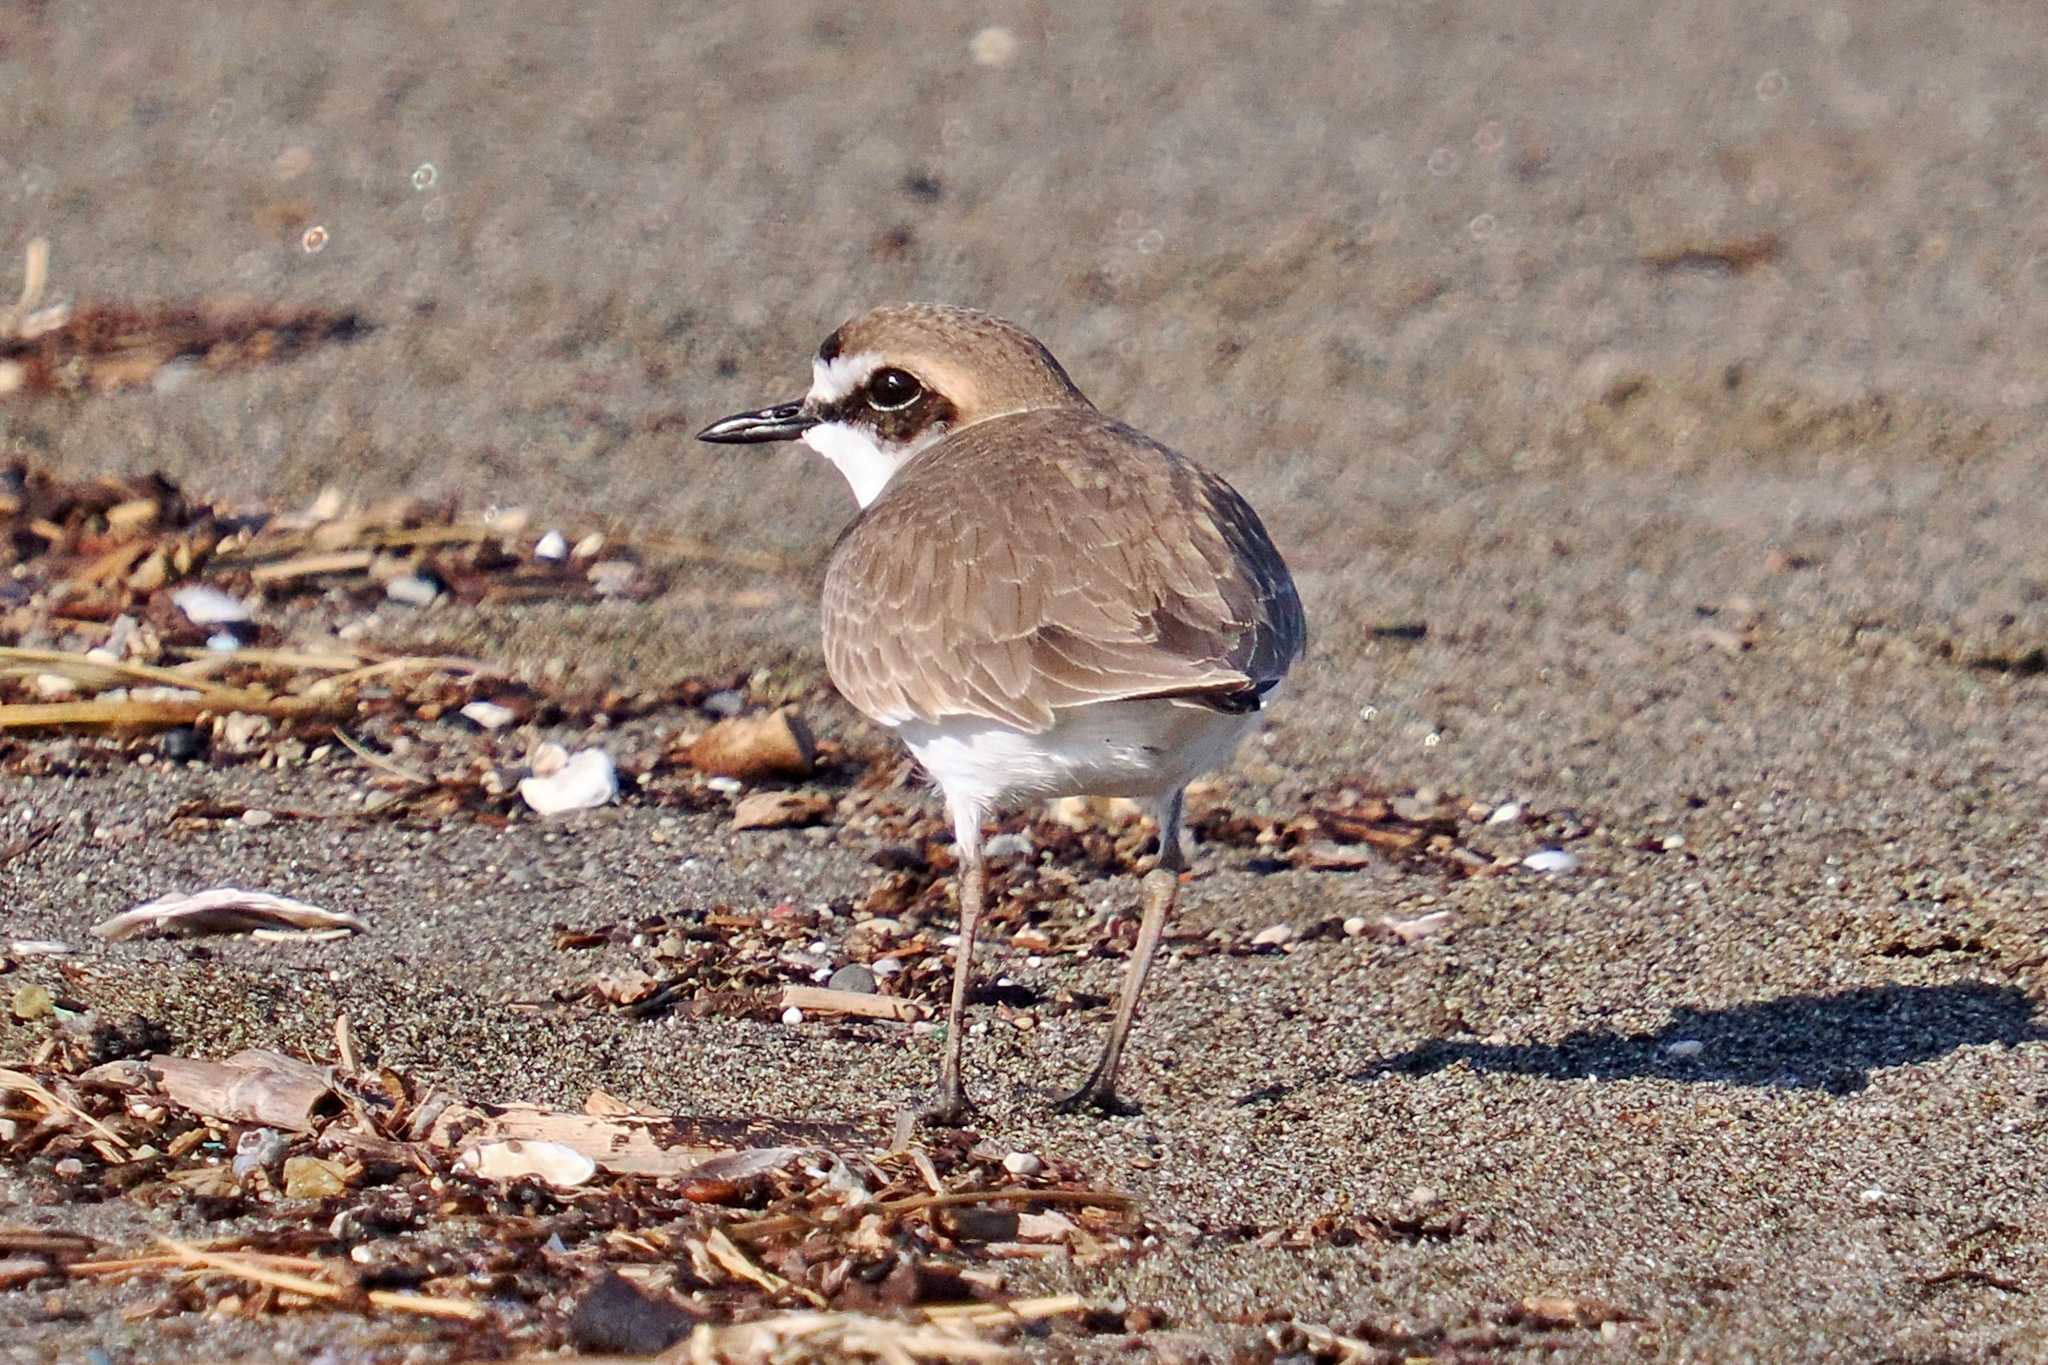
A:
<box><xmin>780</xmin><ymin>986</ymin><xmax>925</xmax><ymax>1023</ymax></box>
<box><xmin>81</xmin><ymin>1049</ymin><xmax>340</xmax><ymax>1132</ymax></box>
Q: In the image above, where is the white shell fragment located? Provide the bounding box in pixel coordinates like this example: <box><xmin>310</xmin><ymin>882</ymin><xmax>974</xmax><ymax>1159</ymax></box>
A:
<box><xmin>94</xmin><ymin>888</ymin><xmax>365</xmax><ymax>942</ymax></box>
<box><xmin>534</xmin><ymin>530</ymin><xmax>568</xmax><ymax>561</ymax></box>
<box><xmin>517</xmin><ymin>748</ymin><xmax>617</xmax><ymax>816</ymax></box>
<box><xmin>1485</xmin><ymin>802</ymin><xmax>1523</xmax><ymax>826</ymax></box>
<box><xmin>1001</xmin><ymin>1151</ymin><xmax>1043</xmax><ymax>1177</ymax></box>
<box><xmin>1522</xmin><ymin>848</ymin><xmax>1580</xmax><ymax>873</ymax></box>
<box><xmin>1249</xmin><ymin>923</ymin><xmax>1294</xmax><ymax>947</ymax></box>
<box><xmin>461</xmin><ymin>1139</ymin><xmax>596</xmax><ymax>1189</ymax></box>
<box><xmin>172</xmin><ymin>585</ymin><xmax>251</xmax><ymax>625</ymax></box>
<box><xmin>459</xmin><ymin>700</ymin><xmax>516</xmax><ymax>731</ymax></box>
<box><xmin>1383</xmin><ymin>910</ymin><xmax>1455</xmax><ymax>943</ymax></box>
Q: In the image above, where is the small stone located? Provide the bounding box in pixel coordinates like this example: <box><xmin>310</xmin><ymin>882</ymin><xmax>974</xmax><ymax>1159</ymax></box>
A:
<box><xmin>1664</xmin><ymin>1039</ymin><xmax>1704</xmax><ymax>1059</ymax></box>
<box><xmin>1661</xmin><ymin>834</ymin><xmax>1686</xmax><ymax>851</ymax></box>
<box><xmin>1249</xmin><ymin>923</ymin><xmax>1294</xmax><ymax>947</ymax></box>
<box><xmin>281</xmin><ymin>1155</ymin><xmax>349</xmax><ymax>1199</ymax></box>
<box><xmin>983</xmin><ymin>831</ymin><xmax>1034</xmax><ymax>860</ymax></box>
<box><xmin>1342</xmin><ymin>915</ymin><xmax>1370</xmax><ymax>937</ymax></box>
<box><xmin>216</xmin><ymin>712</ymin><xmax>272</xmax><ymax>754</ymax></box>
<box><xmin>567</xmin><ymin>1270</ymin><xmax>694</xmax><ymax>1355</ymax></box>
<box><xmin>827</xmin><ymin>964</ymin><xmax>878</xmax><ymax>995</ymax></box>
<box><xmin>1522</xmin><ymin>848</ymin><xmax>1579</xmax><ymax>873</ymax></box>
<box><xmin>781</xmin><ymin>1005</ymin><xmax>805</xmax><ymax>1026</ymax></box>
<box><xmin>383</xmin><ymin>574</ymin><xmax>440</xmax><ymax>607</ymax></box>
<box><xmin>732</xmin><ymin>790</ymin><xmax>833</xmax><ymax>831</ymax></box>
<box><xmin>239</xmin><ymin>809</ymin><xmax>275</xmax><ymax>828</ymax></box>
<box><xmin>31</xmin><ymin>673</ymin><xmax>76</xmax><ymax>699</ymax></box>
<box><xmin>161</xmin><ymin>726</ymin><xmax>208</xmax><ymax>763</ymax></box>
<box><xmin>1486</xmin><ymin>802</ymin><xmax>1523</xmax><ymax>826</ymax></box>
<box><xmin>1001</xmin><ymin>1151</ymin><xmax>1043</xmax><ymax>1177</ymax></box>
<box><xmin>10</xmin><ymin>983</ymin><xmax>53</xmax><ymax>1021</ymax></box>
<box><xmin>534</xmin><ymin>530</ymin><xmax>569</xmax><ymax>561</ymax></box>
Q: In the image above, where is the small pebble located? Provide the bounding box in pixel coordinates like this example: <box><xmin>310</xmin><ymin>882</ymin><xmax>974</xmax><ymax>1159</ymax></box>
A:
<box><xmin>702</xmin><ymin>689</ymin><xmax>746</xmax><ymax>718</ymax></box>
<box><xmin>384</xmin><ymin>575</ymin><xmax>440</xmax><ymax>607</ymax></box>
<box><xmin>205</xmin><ymin>631</ymin><xmax>242</xmax><ymax>653</ymax></box>
<box><xmin>781</xmin><ymin>1005</ymin><xmax>805</xmax><ymax>1026</ymax></box>
<box><xmin>10</xmin><ymin>983</ymin><xmax>53</xmax><ymax>1022</ymax></box>
<box><xmin>1249</xmin><ymin>923</ymin><xmax>1294</xmax><ymax>947</ymax></box>
<box><xmin>534</xmin><ymin>530</ymin><xmax>568</xmax><ymax>561</ymax></box>
<box><xmin>281</xmin><ymin>1155</ymin><xmax>349</xmax><ymax>1199</ymax></box>
<box><xmin>828</xmin><ymin>964</ymin><xmax>878</xmax><ymax>995</ymax></box>
<box><xmin>1001</xmin><ymin>1151</ymin><xmax>1043</xmax><ymax>1177</ymax></box>
<box><xmin>1486</xmin><ymin>802</ymin><xmax>1523</xmax><ymax>826</ymax></box>
<box><xmin>1661</xmin><ymin>834</ymin><xmax>1687</xmax><ymax>851</ymax></box>
<box><xmin>1522</xmin><ymin>848</ymin><xmax>1579</xmax><ymax>873</ymax></box>
<box><xmin>1342</xmin><ymin>915</ymin><xmax>1369</xmax><ymax>937</ymax></box>
<box><xmin>1665</xmin><ymin>1039</ymin><xmax>1704</xmax><ymax>1059</ymax></box>
<box><xmin>240</xmin><ymin>809</ymin><xmax>275</xmax><ymax>828</ymax></box>
<box><xmin>161</xmin><ymin>727</ymin><xmax>208</xmax><ymax>763</ymax></box>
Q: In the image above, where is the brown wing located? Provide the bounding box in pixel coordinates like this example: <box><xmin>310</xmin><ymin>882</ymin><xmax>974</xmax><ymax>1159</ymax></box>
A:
<box><xmin>822</xmin><ymin>408</ymin><xmax>1306</xmax><ymax>733</ymax></box>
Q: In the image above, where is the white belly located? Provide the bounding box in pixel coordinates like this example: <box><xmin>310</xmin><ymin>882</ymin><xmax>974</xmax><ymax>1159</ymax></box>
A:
<box><xmin>896</xmin><ymin>699</ymin><xmax>1258</xmax><ymax>823</ymax></box>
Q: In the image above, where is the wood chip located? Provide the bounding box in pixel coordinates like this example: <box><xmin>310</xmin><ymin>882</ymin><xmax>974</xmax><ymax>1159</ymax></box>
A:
<box><xmin>779</xmin><ymin>985</ymin><xmax>926</xmax><ymax>1023</ymax></box>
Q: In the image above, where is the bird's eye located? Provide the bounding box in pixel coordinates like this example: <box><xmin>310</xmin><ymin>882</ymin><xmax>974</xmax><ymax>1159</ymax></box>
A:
<box><xmin>866</xmin><ymin>367</ymin><xmax>922</xmax><ymax>411</ymax></box>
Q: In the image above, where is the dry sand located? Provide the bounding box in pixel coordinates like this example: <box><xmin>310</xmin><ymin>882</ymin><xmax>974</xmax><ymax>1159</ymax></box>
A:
<box><xmin>2</xmin><ymin>1</ymin><xmax>2046</xmax><ymax>1359</ymax></box>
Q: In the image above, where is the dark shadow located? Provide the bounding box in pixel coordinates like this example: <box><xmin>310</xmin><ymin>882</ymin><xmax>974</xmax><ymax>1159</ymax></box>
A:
<box><xmin>1360</xmin><ymin>982</ymin><xmax>2046</xmax><ymax>1095</ymax></box>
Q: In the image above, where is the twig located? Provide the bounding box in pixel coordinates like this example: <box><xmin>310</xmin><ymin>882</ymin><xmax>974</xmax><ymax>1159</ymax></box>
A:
<box><xmin>0</xmin><ymin>646</ymin><xmax>248</xmax><ymax>699</ymax></box>
<box><xmin>728</xmin><ymin>1186</ymin><xmax>1135</xmax><ymax>1244</ymax></box>
<box><xmin>155</xmin><ymin>1239</ymin><xmax>488</xmax><ymax>1320</ymax></box>
<box><xmin>0</xmin><ymin>1068</ymin><xmax>132</xmax><ymax>1158</ymax></box>
<box><xmin>702</xmin><ymin>1227</ymin><xmax>827</xmax><ymax>1307</ymax></box>
<box><xmin>330</xmin><ymin>729</ymin><xmax>431</xmax><ymax>786</ymax></box>
<box><xmin>0</xmin><ymin>820</ymin><xmax>57</xmax><ymax>869</ymax></box>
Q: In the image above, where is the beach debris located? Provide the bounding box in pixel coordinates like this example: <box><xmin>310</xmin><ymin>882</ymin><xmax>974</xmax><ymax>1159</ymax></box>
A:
<box><xmin>687</xmin><ymin>708</ymin><xmax>817</xmax><ymax>780</ymax></box>
<box><xmin>1384</xmin><ymin>909</ymin><xmax>1456</xmax><ymax>944</ymax></box>
<box><xmin>1486</xmin><ymin>802</ymin><xmax>1523</xmax><ymax>825</ymax></box>
<box><xmin>1664</xmin><ymin>1039</ymin><xmax>1705</xmax><ymax>1059</ymax></box>
<box><xmin>4</xmin><ymin>1044</ymin><xmax>1128</xmax><ymax>1347</ymax></box>
<box><xmin>518</xmin><ymin>747</ymin><xmax>618</xmax><ymax>815</ymax></box>
<box><xmin>1522</xmin><ymin>848</ymin><xmax>1580</xmax><ymax>873</ymax></box>
<box><xmin>778</xmin><ymin>985</ymin><xmax>925</xmax><ymax>1024</ymax></box>
<box><xmin>170</xmin><ymin>584</ymin><xmax>250</xmax><ymax>626</ymax></box>
<box><xmin>91</xmin><ymin>888</ymin><xmax>364</xmax><ymax>942</ymax></box>
<box><xmin>732</xmin><ymin>789</ymin><xmax>833</xmax><ymax>831</ymax></box>
<box><xmin>458</xmin><ymin>699</ymin><xmax>516</xmax><ymax>730</ymax></box>
<box><xmin>1249</xmin><ymin>924</ymin><xmax>1295</xmax><ymax>948</ymax></box>
<box><xmin>534</xmin><ymin>529</ymin><xmax>569</xmax><ymax>561</ymax></box>
<box><xmin>461</xmin><ymin>1138</ymin><xmax>598</xmax><ymax>1189</ymax></box>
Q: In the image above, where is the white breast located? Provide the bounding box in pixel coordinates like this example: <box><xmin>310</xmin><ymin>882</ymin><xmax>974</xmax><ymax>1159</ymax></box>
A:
<box><xmin>895</xmin><ymin>699</ymin><xmax>1258</xmax><ymax>826</ymax></box>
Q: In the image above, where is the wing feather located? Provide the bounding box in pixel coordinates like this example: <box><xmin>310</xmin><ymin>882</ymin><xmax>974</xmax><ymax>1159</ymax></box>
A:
<box><xmin>822</xmin><ymin>408</ymin><xmax>1305</xmax><ymax>733</ymax></box>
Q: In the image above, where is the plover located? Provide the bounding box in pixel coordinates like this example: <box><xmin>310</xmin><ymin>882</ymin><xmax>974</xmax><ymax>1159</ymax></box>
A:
<box><xmin>700</xmin><ymin>304</ymin><xmax>1305</xmax><ymax>1120</ymax></box>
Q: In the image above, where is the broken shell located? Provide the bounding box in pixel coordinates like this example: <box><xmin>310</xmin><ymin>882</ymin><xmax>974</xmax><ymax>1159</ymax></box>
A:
<box><xmin>1522</xmin><ymin>848</ymin><xmax>1579</xmax><ymax>873</ymax></box>
<box><xmin>172</xmin><ymin>584</ymin><xmax>251</xmax><ymax>625</ymax></box>
<box><xmin>732</xmin><ymin>790</ymin><xmax>833</xmax><ymax>831</ymax></box>
<box><xmin>1485</xmin><ymin>802</ymin><xmax>1523</xmax><ymax>826</ymax></box>
<box><xmin>459</xmin><ymin>700</ymin><xmax>516</xmax><ymax>731</ymax></box>
<box><xmin>1249</xmin><ymin>924</ymin><xmax>1294</xmax><ymax>947</ymax></box>
<box><xmin>1384</xmin><ymin>909</ymin><xmax>1455</xmax><ymax>943</ymax></box>
<box><xmin>534</xmin><ymin>530</ymin><xmax>568</xmax><ymax>561</ymax></box>
<box><xmin>518</xmin><ymin>749</ymin><xmax>618</xmax><ymax>816</ymax></box>
<box><xmin>462</xmin><ymin>1138</ymin><xmax>596</xmax><ymax>1188</ymax></box>
<box><xmin>1001</xmin><ymin>1151</ymin><xmax>1043</xmax><ymax>1177</ymax></box>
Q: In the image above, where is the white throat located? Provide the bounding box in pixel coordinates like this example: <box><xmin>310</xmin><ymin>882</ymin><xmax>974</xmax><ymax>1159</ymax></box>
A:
<box><xmin>802</xmin><ymin>421</ymin><xmax>913</xmax><ymax>508</ymax></box>
<box><xmin>802</xmin><ymin>350</ymin><xmax>943</xmax><ymax>507</ymax></box>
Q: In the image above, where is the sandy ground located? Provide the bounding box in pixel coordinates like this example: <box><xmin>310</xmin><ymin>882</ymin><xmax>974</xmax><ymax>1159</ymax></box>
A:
<box><xmin>4</xmin><ymin>0</ymin><xmax>2048</xmax><ymax>1359</ymax></box>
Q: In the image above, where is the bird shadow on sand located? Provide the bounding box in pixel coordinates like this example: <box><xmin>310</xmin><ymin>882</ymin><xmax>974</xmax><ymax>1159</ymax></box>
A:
<box><xmin>1356</xmin><ymin>982</ymin><xmax>2047</xmax><ymax>1095</ymax></box>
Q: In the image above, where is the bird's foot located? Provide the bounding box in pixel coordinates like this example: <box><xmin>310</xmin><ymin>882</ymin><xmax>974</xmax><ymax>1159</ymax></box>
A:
<box><xmin>917</xmin><ymin>1078</ymin><xmax>978</xmax><ymax>1128</ymax></box>
<box><xmin>1049</xmin><ymin>1079</ymin><xmax>1140</xmax><ymax>1118</ymax></box>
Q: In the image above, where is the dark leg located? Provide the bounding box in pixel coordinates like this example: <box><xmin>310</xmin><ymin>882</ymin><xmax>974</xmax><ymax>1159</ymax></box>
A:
<box><xmin>923</xmin><ymin>806</ymin><xmax>986</xmax><ymax>1126</ymax></box>
<box><xmin>1054</xmin><ymin>789</ymin><xmax>1187</xmax><ymax>1116</ymax></box>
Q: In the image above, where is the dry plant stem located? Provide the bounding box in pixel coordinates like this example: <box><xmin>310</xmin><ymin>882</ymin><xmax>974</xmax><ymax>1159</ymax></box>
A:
<box><xmin>0</xmin><ymin>1068</ymin><xmax>131</xmax><ymax>1157</ymax></box>
<box><xmin>0</xmin><ymin>646</ymin><xmax>248</xmax><ymax>698</ymax></box>
<box><xmin>0</xmin><ymin>696</ymin><xmax>344</xmax><ymax>733</ymax></box>
<box><xmin>331</xmin><ymin>729</ymin><xmax>431</xmax><ymax>786</ymax></box>
<box><xmin>155</xmin><ymin>1240</ymin><xmax>487</xmax><ymax>1321</ymax></box>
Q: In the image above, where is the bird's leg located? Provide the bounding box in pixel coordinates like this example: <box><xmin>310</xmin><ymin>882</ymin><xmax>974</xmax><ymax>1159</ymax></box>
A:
<box><xmin>1054</xmin><ymin>789</ymin><xmax>1186</xmax><ymax>1116</ymax></box>
<box><xmin>923</xmin><ymin>809</ymin><xmax>986</xmax><ymax>1126</ymax></box>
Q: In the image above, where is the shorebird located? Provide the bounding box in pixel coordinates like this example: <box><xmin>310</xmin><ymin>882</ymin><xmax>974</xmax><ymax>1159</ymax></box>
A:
<box><xmin>700</xmin><ymin>304</ymin><xmax>1305</xmax><ymax>1120</ymax></box>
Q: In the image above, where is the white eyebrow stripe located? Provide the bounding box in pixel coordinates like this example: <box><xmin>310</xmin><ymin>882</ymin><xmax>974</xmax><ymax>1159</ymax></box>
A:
<box><xmin>807</xmin><ymin>351</ymin><xmax>881</xmax><ymax>408</ymax></box>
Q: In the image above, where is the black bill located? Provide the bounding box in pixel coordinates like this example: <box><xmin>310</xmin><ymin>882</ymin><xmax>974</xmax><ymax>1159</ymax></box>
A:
<box><xmin>696</xmin><ymin>400</ymin><xmax>816</xmax><ymax>444</ymax></box>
